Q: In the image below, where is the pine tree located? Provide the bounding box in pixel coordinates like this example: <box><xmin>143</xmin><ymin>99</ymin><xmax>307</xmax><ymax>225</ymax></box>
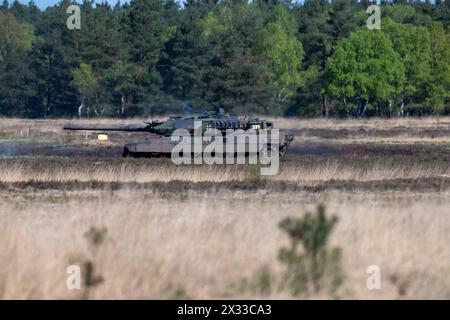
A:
<box><xmin>119</xmin><ymin>0</ymin><xmax>168</xmax><ymax>115</ymax></box>
<box><xmin>0</xmin><ymin>0</ymin><xmax>8</xmax><ymax>12</ymax></box>
<box><xmin>0</xmin><ymin>11</ymin><xmax>36</xmax><ymax>116</ymax></box>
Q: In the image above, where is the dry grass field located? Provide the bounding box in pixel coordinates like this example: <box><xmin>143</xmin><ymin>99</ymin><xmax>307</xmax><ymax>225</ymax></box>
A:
<box><xmin>0</xmin><ymin>117</ymin><xmax>449</xmax><ymax>299</ymax></box>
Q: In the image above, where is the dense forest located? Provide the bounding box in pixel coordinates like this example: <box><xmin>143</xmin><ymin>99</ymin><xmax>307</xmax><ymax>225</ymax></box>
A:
<box><xmin>0</xmin><ymin>0</ymin><xmax>449</xmax><ymax>118</ymax></box>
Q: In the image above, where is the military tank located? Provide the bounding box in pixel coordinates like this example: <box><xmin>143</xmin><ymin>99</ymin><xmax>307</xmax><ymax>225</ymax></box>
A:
<box><xmin>63</xmin><ymin>111</ymin><xmax>294</xmax><ymax>158</ymax></box>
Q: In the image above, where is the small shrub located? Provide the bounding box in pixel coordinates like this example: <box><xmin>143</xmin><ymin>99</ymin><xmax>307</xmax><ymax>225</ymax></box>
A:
<box><xmin>278</xmin><ymin>205</ymin><xmax>344</xmax><ymax>295</ymax></box>
<box><xmin>80</xmin><ymin>226</ymin><xmax>107</xmax><ymax>299</ymax></box>
<box><xmin>252</xmin><ymin>266</ymin><xmax>272</xmax><ymax>295</ymax></box>
<box><xmin>172</xmin><ymin>288</ymin><xmax>188</xmax><ymax>299</ymax></box>
<box><xmin>246</xmin><ymin>164</ymin><xmax>262</xmax><ymax>186</ymax></box>
<box><xmin>84</xmin><ymin>226</ymin><xmax>107</xmax><ymax>247</ymax></box>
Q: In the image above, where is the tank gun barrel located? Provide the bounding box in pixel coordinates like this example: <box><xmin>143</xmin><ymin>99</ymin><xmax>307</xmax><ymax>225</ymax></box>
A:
<box><xmin>63</xmin><ymin>124</ymin><xmax>150</xmax><ymax>132</ymax></box>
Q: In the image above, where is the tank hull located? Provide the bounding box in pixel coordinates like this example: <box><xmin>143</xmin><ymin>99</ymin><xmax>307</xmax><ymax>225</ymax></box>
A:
<box><xmin>122</xmin><ymin>130</ymin><xmax>294</xmax><ymax>158</ymax></box>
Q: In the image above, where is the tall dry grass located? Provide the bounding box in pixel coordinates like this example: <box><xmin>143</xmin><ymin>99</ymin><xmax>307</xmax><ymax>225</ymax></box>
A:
<box><xmin>0</xmin><ymin>190</ymin><xmax>449</xmax><ymax>299</ymax></box>
<box><xmin>0</xmin><ymin>158</ymin><xmax>448</xmax><ymax>184</ymax></box>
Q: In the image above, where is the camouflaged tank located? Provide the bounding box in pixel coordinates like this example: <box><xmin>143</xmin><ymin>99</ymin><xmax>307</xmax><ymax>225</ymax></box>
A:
<box><xmin>63</xmin><ymin>111</ymin><xmax>294</xmax><ymax>158</ymax></box>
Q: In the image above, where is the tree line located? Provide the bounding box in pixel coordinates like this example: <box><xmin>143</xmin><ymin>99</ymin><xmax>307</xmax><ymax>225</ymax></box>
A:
<box><xmin>0</xmin><ymin>0</ymin><xmax>449</xmax><ymax>118</ymax></box>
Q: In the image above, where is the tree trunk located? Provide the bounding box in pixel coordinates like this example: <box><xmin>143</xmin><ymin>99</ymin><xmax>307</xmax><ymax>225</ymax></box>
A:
<box><xmin>343</xmin><ymin>97</ymin><xmax>349</xmax><ymax>118</ymax></box>
<box><xmin>323</xmin><ymin>95</ymin><xmax>330</xmax><ymax>117</ymax></box>
<box><xmin>46</xmin><ymin>87</ymin><xmax>51</xmax><ymax>118</ymax></box>
<box><xmin>78</xmin><ymin>97</ymin><xmax>85</xmax><ymax>119</ymax></box>
<box><xmin>120</xmin><ymin>95</ymin><xmax>125</xmax><ymax>116</ymax></box>
<box><xmin>361</xmin><ymin>99</ymin><xmax>369</xmax><ymax>117</ymax></box>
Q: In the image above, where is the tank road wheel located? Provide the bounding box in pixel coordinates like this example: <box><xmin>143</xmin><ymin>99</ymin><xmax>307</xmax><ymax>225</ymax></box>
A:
<box><xmin>122</xmin><ymin>147</ymin><xmax>137</xmax><ymax>158</ymax></box>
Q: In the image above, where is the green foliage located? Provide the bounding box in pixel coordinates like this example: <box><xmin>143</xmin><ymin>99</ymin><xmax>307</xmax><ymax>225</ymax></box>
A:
<box><xmin>200</xmin><ymin>12</ymin><xmax>224</xmax><ymax>40</ymax></box>
<box><xmin>296</xmin><ymin>0</ymin><xmax>333</xmax><ymax>70</ymax></box>
<box><xmin>427</xmin><ymin>22</ymin><xmax>450</xmax><ymax>113</ymax></box>
<box><xmin>80</xmin><ymin>226</ymin><xmax>107</xmax><ymax>299</ymax></box>
<box><xmin>278</xmin><ymin>205</ymin><xmax>344</xmax><ymax>295</ymax></box>
<box><xmin>251</xmin><ymin>266</ymin><xmax>272</xmax><ymax>295</ymax></box>
<box><xmin>0</xmin><ymin>11</ymin><xmax>34</xmax><ymax>63</ymax></box>
<box><xmin>72</xmin><ymin>64</ymin><xmax>98</xmax><ymax>99</ymax></box>
<box><xmin>384</xmin><ymin>4</ymin><xmax>418</xmax><ymax>24</ymax></box>
<box><xmin>382</xmin><ymin>19</ymin><xmax>432</xmax><ymax>115</ymax></box>
<box><xmin>205</xmin><ymin>2</ymin><xmax>271</xmax><ymax>113</ymax></box>
<box><xmin>291</xmin><ymin>64</ymin><xmax>325</xmax><ymax>117</ymax></box>
<box><xmin>0</xmin><ymin>2</ymin><xmax>449</xmax><ymax>117</ymax></box>
<box><xmin>172</xmin><ymin>288</ymin><xmax>188</xmax><ymax>299</ymax></box>
<box><xmin>84</xmin><ymin>226</ymin><xmax>107</xmax><ymax>247</ymax></box>
<box><xmin>0</xmin><ymin>11</ymin><xmax>36</xmax><ymax>116</ymax></box>
<box><xmin>326</xmin><ymin>29</ymin><xmax>405</xmax><ymax>116</ymax></box>
<box><xmin>72</xmin><ymin>63</ymin><xmax>98</xmax><ymax>116</ymax></box>
<box><xmin>246</xmin><ymin>164</ymin><xmax>262</xmax><ymax>186</ymax></box>
<box><xmin>260</xmin><ymin>5</ymin><xmax>304</xmax><ymax>105</ymax></box>
<box><xmin>121</xmin><ymin>0</ymin><xmax>167</xmax><ymax>112</ymax></box>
